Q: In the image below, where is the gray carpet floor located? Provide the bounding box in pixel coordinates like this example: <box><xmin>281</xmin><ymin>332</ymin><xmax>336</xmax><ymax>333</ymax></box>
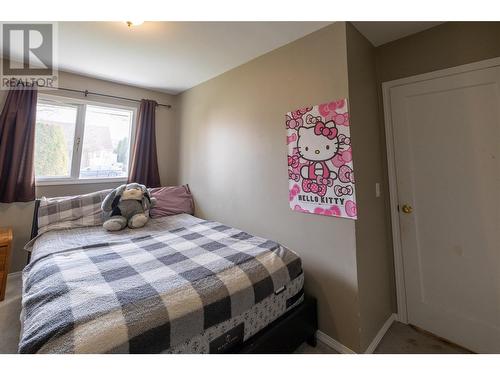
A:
<box><xmin>0</xmin><ymin>273</ymin><xmax>22</xmax><ymax>354</ymax></box>
<box><xmin>373</xmin><ymin>321</ymin><xmax>470</xmax><ymax>354</ymax></box>
<box><xmin>0</xmin><ymin>273</ymin><xmax>471</xmax><ymax>354</ymax></box>
<box><xmin>295</xmin><ymin>321</ymin><xmax>471</xmax><ymax>354</ymax></box>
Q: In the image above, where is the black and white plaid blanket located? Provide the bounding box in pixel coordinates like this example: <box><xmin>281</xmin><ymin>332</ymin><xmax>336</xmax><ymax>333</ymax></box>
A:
<box><xmin>20</xmin><ymin>220</ymin><xmax>302</xmax><ymax>353</ymax></box>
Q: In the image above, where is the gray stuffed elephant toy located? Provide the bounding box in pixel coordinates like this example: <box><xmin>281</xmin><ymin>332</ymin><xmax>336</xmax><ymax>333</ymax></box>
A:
<box><xmin>101</xmin><ymin>183</ymin><xmax>157</xmax><ymax>231</ymax></box>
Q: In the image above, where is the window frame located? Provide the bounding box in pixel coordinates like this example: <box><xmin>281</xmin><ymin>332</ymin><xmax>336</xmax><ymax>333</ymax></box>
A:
<box><xmin>35</xmin><ymin>93</ymin><xmax>137</xmax><ymax>186</ymax></box>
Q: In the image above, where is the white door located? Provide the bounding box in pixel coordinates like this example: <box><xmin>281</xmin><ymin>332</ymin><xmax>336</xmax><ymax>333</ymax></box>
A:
<box><xmin>388</xmin><ymin>62</ymin><xmax>500</xmax><ymax>353</ymax></box>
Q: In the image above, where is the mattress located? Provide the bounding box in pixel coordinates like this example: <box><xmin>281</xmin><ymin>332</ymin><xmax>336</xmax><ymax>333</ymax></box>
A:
<box><xmin>20</xmin><ymin>214</ymin><xmax>303</xmax><ymax>353</ymax></box>
<box><xmin>165</xmin><ymin>273</ymin><xmax>304</xmax><ymax>354</ymax></box>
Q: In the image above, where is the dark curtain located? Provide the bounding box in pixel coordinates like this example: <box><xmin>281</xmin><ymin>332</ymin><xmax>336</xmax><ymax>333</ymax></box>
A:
<box><xmin>128</xmin><ymin>99</ymin><xmax>161</xmax><ymax>187</ymax></box>
<box><xmin>0</xmin><ymin>88</ymin><xmax>38</xmax><ymax>203</ymax></box>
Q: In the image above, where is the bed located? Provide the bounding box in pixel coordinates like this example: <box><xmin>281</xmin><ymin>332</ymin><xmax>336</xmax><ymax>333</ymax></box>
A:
<box><xmin>19</xmin><ymin>192</ymin><xmax>317</xmax><ymax>354</ymax></box>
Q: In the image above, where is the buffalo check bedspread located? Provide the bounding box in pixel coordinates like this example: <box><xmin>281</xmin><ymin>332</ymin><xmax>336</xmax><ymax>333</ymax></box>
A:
<box><xmin>19</xmin><ymin>219</ymin><xmax>302</xmax><ymax>353</ymax></box>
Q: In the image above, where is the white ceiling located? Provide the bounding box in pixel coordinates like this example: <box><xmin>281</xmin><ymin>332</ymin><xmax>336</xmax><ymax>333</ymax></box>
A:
<box><xmin>351</xmin><ymin>22</ymin><xmax>444</xmax><ymax>47</ymax></box>
<box><xmin>55</xmin><ymin>22</ymin><xmax>331</xmax><ymax>94</ymax></box>
<box><xmin>3</xmin><ymin>22</ymin><xmax>445</xmax><ymax>94</ymax></box>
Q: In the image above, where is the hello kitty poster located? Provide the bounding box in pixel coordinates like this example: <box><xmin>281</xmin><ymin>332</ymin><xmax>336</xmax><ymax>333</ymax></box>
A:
<box><xmin>286</xmin><ymin>99</ymin><xmax>357</xmax><ymax>219</ymax></box>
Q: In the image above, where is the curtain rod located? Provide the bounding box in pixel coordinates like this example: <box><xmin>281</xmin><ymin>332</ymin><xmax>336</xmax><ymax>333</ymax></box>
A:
<box><xmin>56</xmin><ymin>87</ymin><xmax>172</xmax><ymax>109</ymax></box>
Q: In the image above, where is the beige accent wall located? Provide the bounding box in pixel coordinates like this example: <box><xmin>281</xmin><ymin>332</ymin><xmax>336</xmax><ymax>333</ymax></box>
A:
<box><xmin>346</xmin><ymin>23</ymin><xmax>394</xmax><ymax>351</ymax></box>
<box><xmin>176</xmin><ymin>22</ymin><xmax>393</xmax><ymax>352</ymax></box>
<box><xmin>375</xmin><ymin>22</ymin><xmax>500</xmax><ymax>83</ymax></box>
<box><xmin>0</xmin><ymin>67</ymin><xmax>177</xmax><ymax>273</ymax></box>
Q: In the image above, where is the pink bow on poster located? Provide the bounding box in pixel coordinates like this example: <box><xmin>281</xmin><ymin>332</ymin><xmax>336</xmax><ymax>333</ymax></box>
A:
<box><xmin>313</xmin><ymin>205</ymin><xmax>341</xmax><ymax>217</ymax></box>
<box><xmin>332</xmin><ymin>148</ymin><xmax>352</xmax><ymax>168</ymax></box>
<box><xmin>292</xmin><ymin>107</ymin><xmax>312</xmax><ymax>118</ymax></box>
<box><xmin>345</xmin><ymin>200</ymin><xmax>357</xmax><ymax>218</ymax></box>
<box><xmin>287</xmin><ymin>133</ymin><xmax>297</xmax><ymax>145</ymax></box>
<box><xmin>319</xmin><ymin>100</ymin><xmax>346</xmax><ymax>119</ymax></box>
<box><xmin>333</xmin><ymin>112</ymin><xmax>349</xmax><ymax>126</ymax></box>
<box><xmin>316</xmin><ymin>176</ymin><xmax>334</xmax><ymax>187</ymax></box>
<box><xmin>289</xmin><ymin>183</ymin><xmax>301</xmax><ymax>201</ymax></box>
<box><xmin>287</xmin><ymin>154</ymin><xmax>300</xmax><ymax>168</ymax></box>
<box><xmin>334</xmin><ymin>185</ymin><xmax>353</xmax><ymax>197</ymax></box>
<box><xmin>314</xmin><ymin>121</ymin><xmax>338</xmax><ymax>140</ymax></box>
<box><xmin>288</xmin><ymin>170</ymin><xmax>300</xmax><ymax>182</ymax></box>
<box><xmin>338</xmin><ymin>165</ymin><xmax>355</xmax><ymax>183</ymax></box>
<box><xmin>286</xmin><ymin>115</ymin><xmax>302</xmax><ymax>129</ymax></box>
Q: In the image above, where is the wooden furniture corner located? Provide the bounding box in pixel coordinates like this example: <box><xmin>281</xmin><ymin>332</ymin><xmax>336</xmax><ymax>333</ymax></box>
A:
<box><xmin>0</xmin><ymin>227</ymin><xmax>13</xmax><ymax>302</ymax></box>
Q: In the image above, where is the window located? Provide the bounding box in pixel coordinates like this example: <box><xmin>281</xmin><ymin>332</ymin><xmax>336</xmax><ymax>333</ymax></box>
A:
<box><xmin>34</xmin><ymin>95</ymin><xmax>135</xmax><ymax>184</ymax></box>
<box><xmin>34</xmin><ymin>102</ymin><xmax>77</xmax><ymax>179</ymax></box>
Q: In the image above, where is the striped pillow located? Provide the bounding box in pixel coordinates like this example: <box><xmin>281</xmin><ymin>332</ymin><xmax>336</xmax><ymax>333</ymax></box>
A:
<box><xmin>37</xmin><ymin>189</ymin><xmax>112</xmax><ymax>235</ymax></box>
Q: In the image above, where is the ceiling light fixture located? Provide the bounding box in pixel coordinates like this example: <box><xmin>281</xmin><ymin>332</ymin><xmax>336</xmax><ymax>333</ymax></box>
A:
<box><xmin>124</xmin><ymin>21</ymin><xmax>144</xmax><ymax>28</ymax></box>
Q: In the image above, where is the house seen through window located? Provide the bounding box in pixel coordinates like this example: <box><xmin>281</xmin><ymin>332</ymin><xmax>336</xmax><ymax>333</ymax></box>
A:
<box><xmin>34</xmin><ymin>96</ymin><xmax>134</xmax><ymax>182</ymax></box>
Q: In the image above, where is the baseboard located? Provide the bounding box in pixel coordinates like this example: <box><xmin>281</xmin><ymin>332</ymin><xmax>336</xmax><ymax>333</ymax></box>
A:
<box><xmin>364</xmin><ymin>313</ymin><xmax>396</xmax><ymax>354</ymax></box>
<box><xmin>316</xmin><ymin>313</ymin><xmax>396</xmax><ymax>354</ymax></box>
<box><xmin>7</xmin><ymin>271</ymin><xmax>22</xmax><ymax>278</ymax></box>
<box><xmin>316</xmin><ymin>330</ymin><xmax>356</xmax><ymax>354</ymax></box>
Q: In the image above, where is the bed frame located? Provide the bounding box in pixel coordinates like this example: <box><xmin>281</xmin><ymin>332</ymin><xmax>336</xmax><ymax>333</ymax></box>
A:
<box><xmin>29</xmin><ymin>199</ymin><xmax>318</xmax><ymax>353</ymax></box>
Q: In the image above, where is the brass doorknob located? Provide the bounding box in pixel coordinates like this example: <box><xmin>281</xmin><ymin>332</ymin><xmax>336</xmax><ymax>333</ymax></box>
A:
<box><xmin>401</xmin><ymin>204</ymin><xmax>413</xmax><ymax>214</ymax></box>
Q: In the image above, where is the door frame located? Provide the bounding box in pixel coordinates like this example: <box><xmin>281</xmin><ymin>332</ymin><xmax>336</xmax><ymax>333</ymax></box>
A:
<box><xmin>382</xmin><ymin>56</ymin><xmax>500</xmax><ymax>324</ymax></box>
